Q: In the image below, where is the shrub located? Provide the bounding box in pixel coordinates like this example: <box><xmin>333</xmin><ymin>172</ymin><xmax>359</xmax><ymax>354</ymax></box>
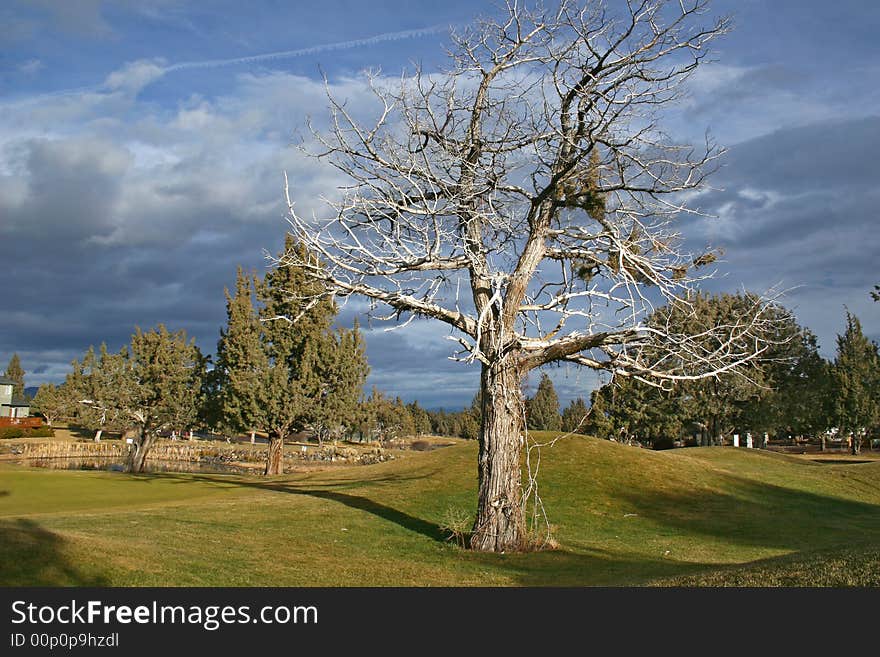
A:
<box><xmin>25</xmin><ymin>427</ymin><xmax>55</xmax><ymax>438</ymax></box>
<box><xmin>439</xmin><ymin>506</ymin><xmax>472</xmax><ymax>549</ymax></box>
<box><xmin>0</xmin><ymin>427</ymin><xmax>25</xmax><ymax>439</ymax></box>
<box><xmin>652</xmin><ymin>437</ymin><xmax>676</xmax><ymax>451</ymax></box>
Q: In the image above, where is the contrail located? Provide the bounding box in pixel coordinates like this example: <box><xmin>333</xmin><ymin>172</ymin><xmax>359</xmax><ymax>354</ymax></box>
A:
<box><xmin>1</xmin><ymin>23</ymin><xmax>452</xmax><ymax>108</ymax></box>
<box><xmin>165</xmin><ymin>23</ymin><xmax>451</xmax><ymax>72</ymax></box>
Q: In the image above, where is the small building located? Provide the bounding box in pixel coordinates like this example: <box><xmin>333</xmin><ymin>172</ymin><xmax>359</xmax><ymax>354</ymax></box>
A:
<box><xmin>0</xmin><ymin>376</ymin><xmax>30</xmax><ymax>418</ymax></box>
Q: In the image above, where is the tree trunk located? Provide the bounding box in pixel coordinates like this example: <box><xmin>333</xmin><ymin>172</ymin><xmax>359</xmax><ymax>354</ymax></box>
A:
<box><xmin>93</xmin><ymin>429</ymin><xmax>102</xmax><ymax>442</ymax></box>
<box><xmin>265</xmin><ymin>434</ymin><xmax>284</xmax><ymax>475</ymax></box>
<box><xmin>250</xmin><ymin>431</ymin><xmax>256</xmax><ymax>445</ymax></box>
<box><xmin>470</xmin><ymin>359</ymin><xmax>526</xmax><ymax>553</ymax></box>
<box><xmin>852</xmin><ymin>434</ymin><xmax>862</xmax><ymax>456</ymax></box>
<box><xmin>125</xmin><ymin>426</ymin><xmax>157</xmax><ymax>473</ymax></box>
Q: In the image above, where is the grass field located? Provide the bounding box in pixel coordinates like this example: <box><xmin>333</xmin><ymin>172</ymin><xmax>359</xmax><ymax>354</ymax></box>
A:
<box><xmin>1</xmin><ymin>433</ymin><xmax>879</xmax><ymax>586</ymax></box>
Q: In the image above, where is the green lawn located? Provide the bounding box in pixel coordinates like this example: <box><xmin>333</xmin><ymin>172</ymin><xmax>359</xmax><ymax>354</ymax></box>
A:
<box><xmin>1</xmin><ymin>434</ymin><xmax>879</xmax><ymax>586</ymax></box>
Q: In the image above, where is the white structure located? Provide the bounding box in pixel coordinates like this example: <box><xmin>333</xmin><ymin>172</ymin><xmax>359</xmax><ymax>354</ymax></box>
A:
<box><xmin>0</xmin><ymin>376</ymin><xmax>29</xmax><ymax>418</ymax></box>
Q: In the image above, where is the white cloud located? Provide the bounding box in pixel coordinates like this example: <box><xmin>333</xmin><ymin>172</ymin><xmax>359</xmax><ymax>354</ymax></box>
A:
<box><xmin>18</xmin><ymin>58</ymin><xmax>43</xmax><ymax>75</ymax></box>
<box><xmin>103</xmin><ymin>59</ymin><xmax>167</xmax><ymax>95</ymax></box>
<box><xmin>677</xmin><ymin>63</ymin><xmax>850</xmax><ymax>146</ymax></box>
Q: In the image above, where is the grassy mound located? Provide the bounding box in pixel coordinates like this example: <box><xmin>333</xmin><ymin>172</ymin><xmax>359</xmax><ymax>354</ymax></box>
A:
<box><xmin>1</xmin><ymin>434</ymin><xmax>878</xmax><ymax>586</ymax></box>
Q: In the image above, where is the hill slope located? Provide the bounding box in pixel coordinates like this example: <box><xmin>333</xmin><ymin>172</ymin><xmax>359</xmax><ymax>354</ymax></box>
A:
<box><xmin>1</xmin><ymin>435</ymin><xmax>879</xmax><ymax>586</ymax></box>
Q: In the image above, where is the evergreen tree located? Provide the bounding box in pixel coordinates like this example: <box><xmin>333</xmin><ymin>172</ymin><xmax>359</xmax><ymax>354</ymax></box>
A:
<box><xmin>69</xmin><ymin>326</ymin><xmax>205</xmax><ymax>470</ymax></box>
<box><xmin>362</xmin><ymin>388</ymin><xmax>415</xmax><ymax>440</ymax></box>
<box><xmin>458</xmin><ymin>391</ymin><xmax>482</xmax><ymax>440</ymax></box>
<box><xmin>197</xmin><ymin>364</ymin><xmax>225</xmax><ymax>435</ymax></box>
<box><xmin>744</xmin><ymin>327</ymin><xmax>832</xmax><ymax>439</ymax></box>
<box><xmin>31</xmin><ymin>383</ymin><xmax>71</xmax><ymax>427</ymax></box>
<box><xmin>216</xmin><ymin>238</ymin><xmax>368</xmax><ymax>473</ymax></box>
<box><xmin>215</xmin><ymin>268</ymin><xmax>264</xmax><ymax>439</ymax></box>
<box><xmin>66</xmin><ymin>344</ymin><xmax>128</xmax><ymax>441</ymax></box>
<box><xmin>595</xmin><ymin>376</ymin><xmax>682</xmax><ymax>445</ymax></box>
<box><xmin>406</xmin><ymin>400</ymin><xmax>433</xmax><ymax>435</ymax></box>
<box><xmin>124</xmin><ymin>325</ymin><xmax>206</xmax><ymax>471</ymax></box>
<box><xmin>527</xmin><ymin>373</ymin><xmax>561</xmax><ymax>432</ymax></box>
<box><xmin>589</xmin><ymin>297</ymin><xmax>836</xmax><ymax>448</ymax></box>
<box><xmin>4</xmin><ymin>353</ymin><xmax>25</xmax><ymax>398</ymax></box>
<box><xmin>311</xmin><ymin>320</ymin><xmax>370</xmax><ymax>445</ymax></box>
<box><xmin>652</xmin><ymin>292</ymin><xmax>776</xmax><ymax>444</ymax></box>
<box><xmin>583</xmin><ymin>389</ymin><xmax>614</xmax><ymax>439</ymax></box>
<box><xmin>561</xmin><ymin>397</ymin><xmax>589</xmax><ymax>433</ymax></box>
<box><xmin>832</xmin><ymin>312</ymin><xmax>880</xmax><ymax>455</ymax></box>
<box><xmin>427</xmin><ymin>408</ymin><xmax>454</xmax><ymax>437</ymax></box>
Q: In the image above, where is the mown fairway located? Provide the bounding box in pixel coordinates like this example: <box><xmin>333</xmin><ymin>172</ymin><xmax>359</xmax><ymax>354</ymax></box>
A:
<box><xmin>2</xmin><ymin>434</ymin><xmax>879</xmax><ymax>586</ymax></box>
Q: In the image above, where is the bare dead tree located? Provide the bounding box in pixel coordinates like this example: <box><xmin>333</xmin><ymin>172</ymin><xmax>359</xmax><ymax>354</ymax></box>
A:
<box><xmin>279</xmin><ymin>0</ymin><xmax>782</xmax><ymax>552</ymax></box>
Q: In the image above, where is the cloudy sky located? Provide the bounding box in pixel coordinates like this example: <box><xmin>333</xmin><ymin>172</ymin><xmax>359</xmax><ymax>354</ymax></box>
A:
<box><xmin>1</xmin><ymin>0</ymin><xmax>878</xmax><ymax>409</ymax></box>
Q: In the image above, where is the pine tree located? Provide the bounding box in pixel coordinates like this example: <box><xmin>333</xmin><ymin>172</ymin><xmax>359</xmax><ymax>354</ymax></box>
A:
<box><xmin>654</xmin><ymin>293</ymin><xmax>772</xmax><ymax>444</ymax></box>
<box><xmin>4</xmin><ymin>354</ymin><xmax>25</xmax><ymax>398</ymax></box>
<box><xmin>124</xmin><ymin>325</ymin><xmax>206</xmax><ymax>471</ymax></box>
<box><xmin>594</xmin><ymin>376</ymin><xmax>681</xmax><ymax>445</ymax></box>
<box><xmin>527</xmin><ymin>373</ymin><xmax>561</xmax><ymax>432</ymax></box>
<box><xmin>311</xmin><ymin>319</ymin><xmax>370</xmax><ymax>445</ymax></box>
<box><xmin>833</xmin><ymin>312</ymin><xmax>880</xmax><ymax>455</ymax></box>
<box><xmin>362</xmin><ymin>388</ymin><xmax>407</xmax><ymax>440</ymax></box>
<box><xmin>68</xmin><ymin>327</ymin><xmax>205</xmax><ymax>469</ymax></box>
<box><xmin>745</xmin><ymin>327</ymin><xmax>832</xmax><ymax>439</ymax></box>
<box><xmin>215</xmin><ymin>268</ymin><xmax>264</xmax><ymax>439</ymax></box>
<box><xmin>66</xmin><ymin>344</ymin><xmax>128</xmax><ymax>441</ymax></box>
<box><xmin>583</xmin><ymin>389</ymin><xmax>614</xmax><ymax>439</ymax></box>
<box><xmin>216</xmin><ymin>238</ymin><xmax>368</xmax><ymax>474</ymax></box>
<box><xmin>32</xmin><ymin>383</ymin><xmax>71</xmax><ymax>427</ymax></box>
<box><xmin>453</xmin><ymin>391</ymin><xmax>482</xmax><ymax>440</ymax></box>
<box><xmin>561</xmin><ymin>397</ymin><xmax>589</xmax><ymax>433</ymax></box>
<box><xmin>406</xmin><ymin>401</ymin><xmax>433</xmax><ymax>436</ymax></box>
<box><xmin>256</xmin><ymin>238</ymin><xmax>338</xmax><ymax>472</ymax></box>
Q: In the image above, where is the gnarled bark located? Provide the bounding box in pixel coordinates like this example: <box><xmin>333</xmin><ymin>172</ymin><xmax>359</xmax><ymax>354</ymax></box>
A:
<box><xmin>265</xmin><ymin>434</ymin><xmax>284</xmax><ymax>475</ymax></box>
<box><xmin>471</xmin><ymin>359</ymin><xmax>527</xmax><ymax>552</ymax></box>
<box><xmin>125</xmin><ymin>427</ymin><xmax>158</xmax><ymax>473</ymax></box>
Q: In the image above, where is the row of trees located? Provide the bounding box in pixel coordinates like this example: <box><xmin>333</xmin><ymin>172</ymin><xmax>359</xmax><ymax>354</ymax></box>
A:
<box><xmin>515</xmin><ymin>294</ymin><xmax>878</xmax><ymax>455</ymax></box>
<box><xmin>30</xmin><ymin>237</ymin><xmax>373</xmax><ymax>475</ymax></box>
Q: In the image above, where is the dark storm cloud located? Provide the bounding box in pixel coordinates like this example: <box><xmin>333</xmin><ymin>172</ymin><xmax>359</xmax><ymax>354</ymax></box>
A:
<box><xmin>352</xmin><ymin>322</ymin><xmax>480</xmax><ymax>409</ymax></box>
<box><xmin>3</xmin><ymin>1</ymin><xmax>879</xmax><ymax>411</ymax></box>
<box><xmin>0</xmin><ymin>137</ymin><xmax>283</xmax><ymax>382</ymax></box>
<box><xmin>1</xmin><ymin>137</ymin><xmax>129</xmax><ymax>243</ymax></box>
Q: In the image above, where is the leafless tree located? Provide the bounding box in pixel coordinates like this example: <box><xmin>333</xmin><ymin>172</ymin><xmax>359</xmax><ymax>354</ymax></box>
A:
<box><xmin>279</xmin><ymin>0</ymin><xmax>782</xmax><ymax>552</ymax></box>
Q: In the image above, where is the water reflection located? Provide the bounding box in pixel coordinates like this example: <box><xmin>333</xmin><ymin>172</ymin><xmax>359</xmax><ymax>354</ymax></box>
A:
<box><xmin>13</xmin><ymin>457</ymin><xmax>253</xmax><ymax>475</ymax></box>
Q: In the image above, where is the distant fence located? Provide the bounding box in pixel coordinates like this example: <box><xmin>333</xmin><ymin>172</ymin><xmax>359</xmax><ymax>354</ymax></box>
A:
<box><xmin>0</xmin><ymin>417</ymin><xmax>42</xmax><ymax>429</ymax></box>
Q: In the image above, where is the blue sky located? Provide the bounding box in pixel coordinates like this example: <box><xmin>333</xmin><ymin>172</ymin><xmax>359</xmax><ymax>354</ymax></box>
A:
<box><xmin>1</xmin><ymin>0</ymin><xmax>878</xmax><ymax>409</ymax></box>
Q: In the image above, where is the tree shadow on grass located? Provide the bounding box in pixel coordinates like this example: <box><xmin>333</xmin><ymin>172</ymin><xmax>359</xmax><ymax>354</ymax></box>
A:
<box><xmin>115</xmin><ymin>464</ymin><xmax>880</xmax><ymax>586</ymax></box>
<box><xmin>143</xmin><ymin>470</ymin><xmax>448</xmax><ymax>543</ymax></box>
<box><xmin>0</xmin><ymin>518</ymin><xmax>108</xmax><ymax>586</ymax></box>
<box><xmin>613</xmin><ymin>472</ymin><xmax>880</xmax><ymax>553</ymax></box>
<box><xmin>464</xmin><ymin>546</ymin><xmax>719</xmax><ymax>586</ymax></box>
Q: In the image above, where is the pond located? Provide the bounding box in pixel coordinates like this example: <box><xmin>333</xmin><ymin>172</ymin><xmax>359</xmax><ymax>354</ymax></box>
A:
<box><xmin>10</xmin><ymin>456</ymin><xmax>253</xmax><ymax>475</ymax></box>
